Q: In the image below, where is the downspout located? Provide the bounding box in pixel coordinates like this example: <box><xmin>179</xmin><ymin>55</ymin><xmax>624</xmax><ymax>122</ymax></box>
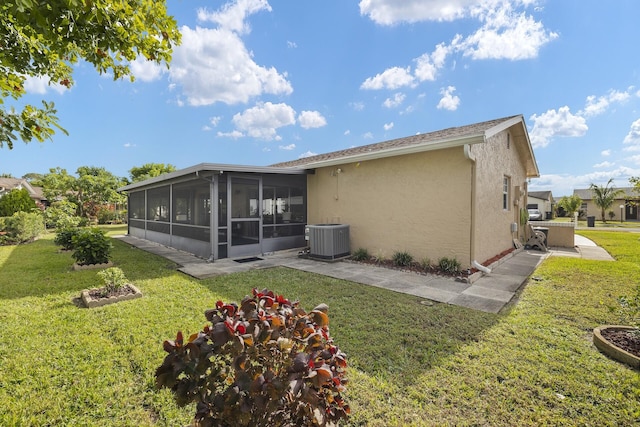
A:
<box><xmin>464</xmin><ymin>143</ymin><xmax>491</xmax><ymax>273</ymax></box>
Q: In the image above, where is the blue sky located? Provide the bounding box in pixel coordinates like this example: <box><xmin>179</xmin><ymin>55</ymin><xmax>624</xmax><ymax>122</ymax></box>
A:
<box><xmin>2</xmin><ymin>0</ymin><xmax>640</xmax><ymax>196</ymax></box>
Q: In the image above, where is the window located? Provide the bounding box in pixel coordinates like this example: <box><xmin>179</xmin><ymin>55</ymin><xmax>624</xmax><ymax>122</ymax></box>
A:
<box><xmin>147</xmin><ymin>186</ymin><xmax>170</xmax><ymax>221</ymax></box>
<box><xmin>502</xmin><ymin>176</ymin><xmax>510</xmax><ymax>210</ymax></box>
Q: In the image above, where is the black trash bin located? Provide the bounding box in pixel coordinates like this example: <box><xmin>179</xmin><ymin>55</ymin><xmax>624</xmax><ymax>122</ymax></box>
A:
<box><xmin>587</xmin><ymin>216</ymin><xmax>595</xmax><ymax>227</ymax></box>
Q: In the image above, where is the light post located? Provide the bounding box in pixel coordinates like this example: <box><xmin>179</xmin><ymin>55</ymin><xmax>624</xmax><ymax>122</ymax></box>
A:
<box><xmin>620</xmin><ymin>204</ymin><xmax>625</xmax><ymax>223</ymax></box>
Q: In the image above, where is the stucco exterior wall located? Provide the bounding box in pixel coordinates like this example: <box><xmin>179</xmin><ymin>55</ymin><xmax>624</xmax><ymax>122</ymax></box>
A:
<box><xmin>306</xmin><ymin>147</ymin><xmax>474</xmax><ymax>267</ymax></box>
<box><xmin>469</xmin><ymin>130</ymin><xmax>529</xmax><ymax>264</ymax></box>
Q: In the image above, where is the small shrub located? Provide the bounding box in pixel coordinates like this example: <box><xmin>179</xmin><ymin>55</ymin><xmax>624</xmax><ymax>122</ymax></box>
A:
<box><xmin>44</xmin><ymin>200</ymin><xmax>79</xmax><ymax>229</ymax></box>
<box><xmin>54</xmin><ymin>227</ymin><xmax>80</xmax><ymax>250</ymax></box>
<box><xmin>392</xmin><ymin>251</ymin><xmax>413</xmax><ymax>267</ymax></box>
<box><xmin>420</xmin><ymin>257</ymin><xmax>431</xmax><ymax>270</ymax></box>
<box><xmin>0</xmin><ymin>188</ymin><xmax>37</xmax><ymax>216</ymax></box>
<box><xmin>351</xmin><ymin>247</ymin><xmax>369</xmax><ymax>261</ymax></box>
<box><xmin>156</xmin><ymin>288</ymin><xmax>350</xmax><ymax>427</ymax></box>
<box><xmin>608</xmin><ymin>211</ymin><xmax>616</xmax><ymax>221</ymax></box>
<box><xmin>371</xmin><ymin>249</ymin><xmax>386</xmax><ymax>264</ymax></box>
<box><xmin>97</xmin><ymin>267</ymin><xmax>127</xmax><ymax>295</ymax></box>
<box><xmin>438</xmin><ymin>257</ymin><xmax>461</xmax><ymax>275</ymax></box>
<box><xmin>2</xmin><ymin>211</ymin><xmax>45</xmax><ymax>243</ymax></box>
<box><xmin>97</xmin><ymin>208</ymin><xmax>117</xmax><ymax>225</ymax></box>
<box><xmin>71</xmin><ymin>227</ymin><xmax>112</xmax><ymax>265</ymax></box>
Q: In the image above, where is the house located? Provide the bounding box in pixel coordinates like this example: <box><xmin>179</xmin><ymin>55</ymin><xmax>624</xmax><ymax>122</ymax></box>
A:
<box><xmin>527</xmin><ymin>191</ymin><xmax>554</xmax><ymax>220</ymax></box>
<box><xmin>0</xmin><ymin>177</ymin><xmax>47</xmax><ymax>209</ymax></box>
<box><xmin>119</xmin><ymin>115</ymin><xmax>539</xmax><ymax>269</ymax></box>
<box><xmin>573</xmin><ymin>187</ymin><xmax>639</xmax><ymax>221</ymax></box>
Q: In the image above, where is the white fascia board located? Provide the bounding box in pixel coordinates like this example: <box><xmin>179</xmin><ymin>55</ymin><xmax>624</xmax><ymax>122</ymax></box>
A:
<box><xmin>118</xmin><ymin>162</ymin><xmax>307</xmax><ymax>192</ymax></box>
<box><xmin>299</xmin><ymin>134</ymin><xmax>487</xmax><ymax>169</ymax></box>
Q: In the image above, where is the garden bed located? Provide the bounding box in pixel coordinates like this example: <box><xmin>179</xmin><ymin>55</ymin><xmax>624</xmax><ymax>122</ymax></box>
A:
<box><xmin>80</xmin><ymin>284</ymin><xmax>142</xmax><ymax>308</ymax></box>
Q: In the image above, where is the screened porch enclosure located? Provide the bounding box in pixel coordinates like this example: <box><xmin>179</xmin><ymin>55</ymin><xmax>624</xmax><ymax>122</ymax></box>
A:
<box><xmin>126</xmin><ymin>170</ymin><xmax>307</xmax><ymax>260</ymax></box>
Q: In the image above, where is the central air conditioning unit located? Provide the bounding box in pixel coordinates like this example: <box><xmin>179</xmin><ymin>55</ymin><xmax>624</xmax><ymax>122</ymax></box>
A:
<box><xmin>306</xmin><ymin>224</ymin><xmax>350</xmax><ymax>260</ymax></box>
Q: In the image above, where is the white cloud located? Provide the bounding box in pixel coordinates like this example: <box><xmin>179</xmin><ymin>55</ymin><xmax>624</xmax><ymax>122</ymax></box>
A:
<box><xmin>623</xmin><ymin>118</ymin><xmax>640</xmax><ymax>148</ymax></box>
<box><xmin>436</xmin><ymin>86</ymin><xmax>460</xmax><ymax>111</ymax></box>
<box><xmin>170</xmin><ymin>1</ymin><xmax>291</xmax><ymax>106</ymax></box>
<box><xmin>363</xmin><ymin>132</ymin><xmax>374</xmax><ymax>139</ymax></box>
<box><xmin>123</xmin><ymin>142</ymin><xmax>137</xmax><ymax>148</ymax></box>
<box><xmin>361</xmin><ymin>66</ymin><xmax>415</xmax><ymax>90</ymax></box>
<box><xmin>459</xmin><ymin>2</ymin><xmax>558</xmax><ymax>60</ymax></box>
<box><xmin>528</xmin><ymin>106</ymin><xmax>588</xmax><ymax>148</ymax></box>
<box><xmin>217</xmin><ymin>130</ymin><xmax>245</xmax><ymax>139</ymax></box>
<box><xmin>130</xmin><ymin>57</ymin><xmax>165</xmax><ymax>82</ymax></box>
<box><xmin>593</xmin><ymin>161</ymin><xmax>614</xmax><ymax>168</ymax></box>
<box><xmin>298</xmin><ymin>111</ymin><xmax>327</xmax><ymax>129</ymax></box>
<box><xmin>530</xmin><ymin>166</ymin><xmax>640</xmax><ymax>197</ymax></box>
<box><xmin>210</xmin><ymin>116</ymin><xmax>222</xmax><ymax>126</ymax></box>
<box><xmin>414</xmin><ymin>42</ymin><xmax>452</xmax><ymax>81</ymax></box>
<box><xmin>383</xmin><ymin>93</ymin><xmax>406</xmax><ymax>108</ymax></box>
<box><xmin>360</xmin><ymin>1</ymin><xmax>556</xmax><ymax>91</ymax></box>
<box><xmin>231</xmin><ymin>102</ymin><xmax>296</xmax><ymax>140</ymax></box>
<box><xmin>279</xmin><ymin>144</ymin><xmax>296</xmax><ymax>150</ymax></box>
<box><xmin>349</xmin><ymin>102</ymin><xmax>365</xmax><ymax>111</ymax></box>
<box><xmin>384</xmin><ymin>122</ymin><xmax>394</xmax><ymax>131</ymax></box>
<box><xmin>601</xmin><ymin>149</ymin><xmax>611</xmax><ymax>156</ymax></box>
<box><xmin>196</xmin><ymin>0</ymin><xmax>271</xmax><ymax>35</ymax></box>
<box><xmin>24</xmin><ymin>75</ymin><xmax>66</xmax><ymax>95</ymax></box>
<box><xmin>299</xmin><ymin>150</ymin><xmax>317</xmax><ymax>159</ymax></box>
<box><xmin>287</xmin><ymin>41</ymin><xmax>297</xmax><ymax>48</ymax></box>
<box><xmin>581</xmin><ymin>89</ymin><xmax>632</xmax><ymax>118</ymax></box>
<box><xmin>359</xmin><ymin>0</ymin><xmax>474</xmax><ymax>25</ymax></box>
<box><xmin>344</xmin><ymin>130</ymin><xmax>351</xmax><ymax>136</ymax></box>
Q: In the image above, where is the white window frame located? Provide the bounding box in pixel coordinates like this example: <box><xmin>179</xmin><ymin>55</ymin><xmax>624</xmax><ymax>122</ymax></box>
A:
<box><xmin>503</xmin><ymin>176</ymin><xmax>511</xmax><ymax>211</ymax></box>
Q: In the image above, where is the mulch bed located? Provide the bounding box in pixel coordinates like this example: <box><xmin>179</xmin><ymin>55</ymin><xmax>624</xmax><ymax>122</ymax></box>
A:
<box><xmin>87</xmin><ymin>284</ymin><xmax>138</xmax><ymax>300</ymax></box>
<box><xmin>600</xmin><ymin>329</ymin><xmax>640</xmax><ymax>358</ymax></box>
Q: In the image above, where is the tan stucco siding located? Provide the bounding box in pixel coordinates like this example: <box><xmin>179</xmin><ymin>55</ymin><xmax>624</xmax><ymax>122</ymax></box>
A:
<box><xmin>471</xmin><ymin>130</ymin><xmax>529</xmax><ymax>264</ymax></box>
<box><xmin>307</xmin><ymin>148</ymin><xmax>473</xmax><ymax>266</ymax></box>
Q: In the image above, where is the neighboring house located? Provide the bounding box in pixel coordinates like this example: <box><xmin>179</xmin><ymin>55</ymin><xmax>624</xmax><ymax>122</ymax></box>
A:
<box><xmin>527</xmin><ymin>191</ymin><xmax>554</xmax><ymax>219</ymax></box>
<box><xmin>573</xmin><ymin>187</ymin><xmax>639</xmax><ymax>221</ymax></box>
<box><xmin>119</xmin><ymin>115</ymin><xmax>539</xmax><ymax>269</ymax></box>
<box><xmin>0</xmin><ymin>177</ymin><xmax>47</xmax><ymax>209</ymax></box>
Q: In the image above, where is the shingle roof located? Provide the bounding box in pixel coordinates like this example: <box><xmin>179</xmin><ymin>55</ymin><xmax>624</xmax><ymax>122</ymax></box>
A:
<box><xmin>271</xmin><ymin>115</ymin><xmax>523</xmax><ymax>168</ymax></box>
<box><xmin>528</xmin><ymin>191</ymin><xmax>553</xmax><ymax>200</ymax></box>
<box><xmin>574</xmin><ymin>187</ymin><xmax>638</xmax><ymax>200</ymax></box>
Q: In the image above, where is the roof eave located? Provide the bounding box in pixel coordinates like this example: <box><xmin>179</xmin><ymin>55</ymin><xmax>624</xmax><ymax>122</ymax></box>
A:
<box><xmin>297</xmin><ymin>134</ymin><xmax>487</xmax><ymax>170</ymax></box>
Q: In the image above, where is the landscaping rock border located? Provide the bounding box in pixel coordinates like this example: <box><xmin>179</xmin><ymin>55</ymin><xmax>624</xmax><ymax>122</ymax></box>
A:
<box><xmin>80</xmin><ymin>284</ymin><xmax>142</xmax><ymax>308</ymax></box>
<box><xmin>593</xmin><ymin>325</ymin><xmax>640</xmax><ymax>370</ymax></box>
<box><xmin>72</xmin><ymin>261</ymin><xmax>113</xmax><ymax>271</ymax></box>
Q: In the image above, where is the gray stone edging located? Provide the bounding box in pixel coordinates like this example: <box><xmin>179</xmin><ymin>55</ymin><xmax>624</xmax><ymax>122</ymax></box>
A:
<box><xmin>72</xmin><ymin>261</ymin><xmax>114</xmax><ymax>271</ymax></box>
<box><xmin>80</xmin><ymin>284</ymin><xmax>142</xmax><ymax>308</ymax></box>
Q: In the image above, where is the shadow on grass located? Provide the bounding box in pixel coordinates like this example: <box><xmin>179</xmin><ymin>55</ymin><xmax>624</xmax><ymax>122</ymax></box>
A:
<box><xmin>0</xmin><ymin>238</ymin><xmax>180</xmax><ymax>300</ymax></box>
<box><xmin>196</xmin><ymin>267</ymin><xmax>500</xmax><ymax>387</ymax></box>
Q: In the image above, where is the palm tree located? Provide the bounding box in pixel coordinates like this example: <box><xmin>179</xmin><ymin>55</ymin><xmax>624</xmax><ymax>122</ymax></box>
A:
<box><xmin>590</xmin><ymin>179</ymin><xmax>624</xmax><ymax>222</ymax></box>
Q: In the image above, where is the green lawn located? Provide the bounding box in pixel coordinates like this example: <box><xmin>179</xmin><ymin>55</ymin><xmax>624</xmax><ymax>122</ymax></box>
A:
<box><xmin>0</xmin><ymin>228</ymin><xmax>638</xmax><ymax>426</ymax></box>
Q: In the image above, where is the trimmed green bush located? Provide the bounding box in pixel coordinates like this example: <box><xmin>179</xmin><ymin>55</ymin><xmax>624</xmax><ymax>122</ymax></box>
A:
<box><xmin>392</xmin><ymin>251</ymin><xmax>413</xmax><ymax>267</ymax></box>
<box><xmin>0</xmin><ymin>188</ymin><xmax>37</xmax><ymax>216</ymax></box>
<box><xmin>438</xmin><ymin>257</ymin><xmax>461</xmax><ymax>275</ymax></box>
<box><xmin>156</xmin><ymin>288</ymin><xmax>350</xmax><ymax>427</ymax></box>
<box><xmin>351</xmin><ymin>247</ymin><xmax>369</xmax><ymax>261</ymax></box>
<box><xmin>1</xmin><ymin>211</ymin><xmax>45</xmax><ymax>243</ymax></box>
<box><xmin>53</xmin><ymin>227</ymin><xmax>80</xmax><ymax>250</ymax></box>
<box><xmin>71</xmin><ymin>227</ymin><xmax>112</xmax><ymax>265</ymax></box>
<box><xmin>44</xmin><ymin>200</ymin><xmax>80</xmax><ymax>229</ymax></box>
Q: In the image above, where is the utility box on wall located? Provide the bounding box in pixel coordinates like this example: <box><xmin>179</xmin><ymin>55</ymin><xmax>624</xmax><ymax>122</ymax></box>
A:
<box><xmin>306</xmin><ymin>224</ymin><xmax>350</xmax><ymax>260</ymax></box>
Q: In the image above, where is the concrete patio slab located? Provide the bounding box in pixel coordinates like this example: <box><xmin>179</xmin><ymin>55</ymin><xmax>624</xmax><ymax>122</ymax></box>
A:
<box><xmin>115</xmin><ymin>233</ymin><xmax>612</xmax><ymax>314</ymax></box>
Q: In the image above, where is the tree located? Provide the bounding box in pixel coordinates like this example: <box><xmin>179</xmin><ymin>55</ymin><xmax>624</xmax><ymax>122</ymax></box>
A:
<box><xmin>590</xmin><ymin>179</ymin><xmax>624</xmax><ymax>222</ymax></box>
<box><xmin>129</xmin><ymin>163</ymin><xmax>177</xmax><ymax>183</ymax></box>
<box><xmin>39</xmin><ymin>166</ymin><xmax>126</xmax><ymax>218</ymax></box>
<box><xmin>557</xmin><ymin>195</ymin><xmax>582</xmax><ymax>221</ymax></box>
<box><xmin>0</xmin><ymin>188</ymin><xmax>37</xmax><ymax>216</ymax></box>
<box><xmin>0</xmin><ymin>0</ymin><xmax>181</xmax><ymax>148</ymax></box>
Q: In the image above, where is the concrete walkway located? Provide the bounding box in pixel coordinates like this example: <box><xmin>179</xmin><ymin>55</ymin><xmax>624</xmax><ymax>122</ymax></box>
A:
<box><xmin>115</xmin><ymin>235</ymin><xmax>613</xmax><ymax>314</ymax></box>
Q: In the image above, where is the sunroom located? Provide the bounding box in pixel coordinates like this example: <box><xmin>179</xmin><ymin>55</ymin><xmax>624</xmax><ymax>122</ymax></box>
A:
<box><xmin>119</xmin><ymin>164</ymin><xmax>309</xmax><ymax>261</ymax></box>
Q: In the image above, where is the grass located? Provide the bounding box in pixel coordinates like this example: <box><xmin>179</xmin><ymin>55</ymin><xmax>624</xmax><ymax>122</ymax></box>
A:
<box><xmin>0</xmin><ymin>228</ymin><xmax>639</xmax><ymax>425</ymax></box>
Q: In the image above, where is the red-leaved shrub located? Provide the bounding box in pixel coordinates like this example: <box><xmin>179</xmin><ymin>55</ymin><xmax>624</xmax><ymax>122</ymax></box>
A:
<box><xmin>156</xmin><ymin>288</ymin><xmax>349</xmax><ymax>427</ymax></box>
